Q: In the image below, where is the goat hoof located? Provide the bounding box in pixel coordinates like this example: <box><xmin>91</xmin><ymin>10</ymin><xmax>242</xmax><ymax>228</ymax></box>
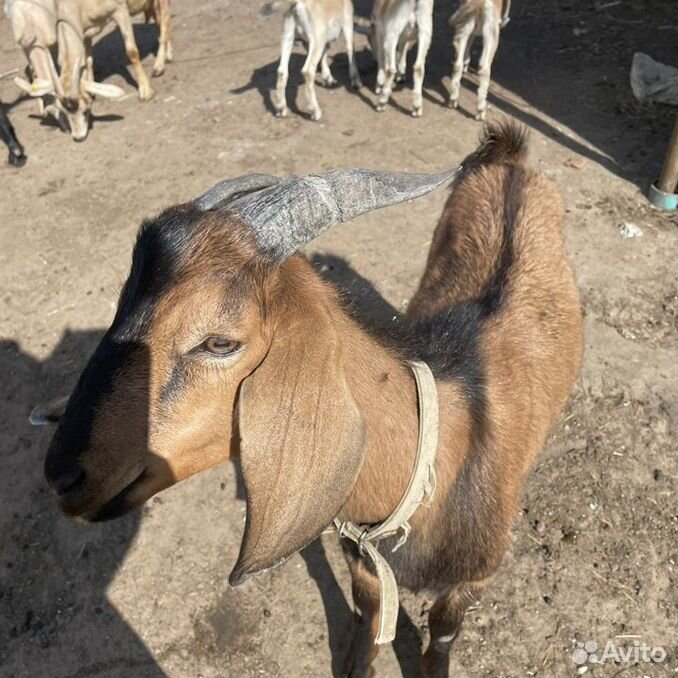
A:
<box><xmin>411</xmin><ymin>107</ymin><xmax>422</xmax><ymax>117</ymax></box>
<box><xmin>351</xmin><ymin>77</ymin><xmax>363</xmax><ymax>89</ymax></box>
<box><xmin>447</xmin><ymin>99</ymin><xmax>458</xmax><ymax>109</ymax></box>
<box><xmin>151</xmin><ymin>66</ymin><xmax>165</xmax><ymax>78</ymax></box>
<box><xmin>475</xmin><ymin>110</ymin><xmax>486</xmax><ymax>121</ymax></box>
<box><xmin>139</xmin><ymin>87</ymin><xmax>155</xmax><ymax>102</ymax></box>
<box><xmin>8</xmin><ymin>152</ymin><xmax>27</xmax><ymax>168</ymax></box>
<box><xmin>310</xmin><ymin>110</ymin><xmax>322</xmax><ymax>121</ymax></box>
<box><xmin>274</xmin><ymin>108</ymin><xmax>288</xmax><ymax>118</ymax></box>
<box><xmin>375</xmin><ymin>103</ymin><xmax>386</xmax><ymax>112</ymax></box>
<box><xmin>323</xmin><ymin>76</ymin><xmax>338</xmax><ymax>88</ymax></box>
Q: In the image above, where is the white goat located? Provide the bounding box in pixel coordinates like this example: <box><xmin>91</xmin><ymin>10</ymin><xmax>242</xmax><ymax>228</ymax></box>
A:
<box><xmin>370</xmin><ymin>0</ymin><xmax>433</xmax><ymax>117</ymax></box>
<box><xmin>5</xmin><ymin>0</ymin><xmax>62</xmax><ymax>121</ymax></box>
<box><xmin>448</xmin><ymin>0</ymin><xmax>510</xmax><ymax>120</ymax></box>
<box><xmin>14</xmin><ymin>0</ymin><xmax>172</xmax><ymax>141</ymax></box>
<box><xmin>264</xmin><ymin>0</ymin><xmax>362</xmax><ymax>121</ymax></box>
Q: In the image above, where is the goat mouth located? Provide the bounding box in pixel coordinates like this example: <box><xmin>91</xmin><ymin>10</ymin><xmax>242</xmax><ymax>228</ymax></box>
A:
<box><xmin>86</xmin><ymin>469</ymin><xmax>150</xmax><ymax>522</ymax></box>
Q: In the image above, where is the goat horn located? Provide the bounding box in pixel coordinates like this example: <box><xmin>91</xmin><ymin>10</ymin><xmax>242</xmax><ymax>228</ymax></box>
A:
<box><xmin>224</xmin><ymin>167</ymin><xmax>460</xmax><ymax>260</ymax></box>
<box><xmin>194</xmin><ymin>174</ymin><xmax>283</xmax><ymax>211</ymax></box>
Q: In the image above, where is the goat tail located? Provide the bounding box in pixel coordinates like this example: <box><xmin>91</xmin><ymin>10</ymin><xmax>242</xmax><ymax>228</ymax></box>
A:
<box><xmin>260</xmin><ymin>0</ymin><xmax>296</xmax><ymax>18</ymax></box>
<box><xmin>461</xmin><ymin>120</ymin><xmax>528</xmax><ymax>172</ymax></box>
<box><xmin>448</xmin><ymin>0</ymin><xmax>483</xmax><ymax>28</ymax></box>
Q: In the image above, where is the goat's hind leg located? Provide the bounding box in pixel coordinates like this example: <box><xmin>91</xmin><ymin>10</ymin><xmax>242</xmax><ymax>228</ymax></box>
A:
<box><xmin>421</xmin><ymin>580</ymin><xmax>488</xmax><ymax>678</ymax></box>
<box><xmin>342</xmin><ymin>542</ymin><xmax>381</xmax><ymax>678</ymax></box>
<box><xmin>375</xmin><ymin>32</ymin><xmax>398</xmax><ymax>112</ymax></box>
<box><xmin>272</xmin><ymin>14</ymin><xmax>296</xmax><ymax>117</ymax></box>
<box><xmin>301</xmin><ymin>38</ymin><xmax>325</xmax><ymax>121</ymax></box>
<box><xmin>411</xmin><ymin>1</ymin><xmax>433</xmax><ymax>117</ymax></box>
<box><xmin>475</xmin><ymin>22</ymin><xmax>499</xmax><ymax>121</ymax></box>
<box><xmin>342</xmin><ymin>5</ymin><xmax>362</xmax><ymax>89</ymax></box>
<box><xmin>151</xmin><ymin>0</ymin><xmax>172</xmax><ymax>77</ymax></box>
<box><xmin>113</xmin><ymin>7</ymin><xmax>154</xmax><ymax>101</ymax></box>
<box><xmin>319</xmin><ymin>51</ymin><xmax>337</xmax><ymax>87</ymax></box>
<box><xmin>449</xmin><ymin>21</ymin><xmax>473</xmax><ymax>110</ymax></box>
<box><xmin>395</xmin><ymin>37</ymin><xmax>414</xmax><ymax>83</ymax></box>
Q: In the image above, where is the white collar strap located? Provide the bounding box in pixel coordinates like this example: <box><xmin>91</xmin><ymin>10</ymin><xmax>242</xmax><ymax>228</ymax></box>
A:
<box><xmin>335</xmin><ymin>359</ymin><xmax>439</xmax><ymax>644</ymax></box>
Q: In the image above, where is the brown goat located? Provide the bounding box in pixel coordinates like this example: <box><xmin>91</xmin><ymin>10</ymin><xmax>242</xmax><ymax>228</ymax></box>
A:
<box><xmin>37</xmin><ymin>122</ymin><xmax>582</xmax><ymax>677</ymax></box>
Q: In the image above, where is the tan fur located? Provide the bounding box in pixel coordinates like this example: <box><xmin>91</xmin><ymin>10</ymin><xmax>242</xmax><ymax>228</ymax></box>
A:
<box><xmin>54</xmin><ymin>0</ymin><xmax>172</xmax><ymax>139</ymax></box>
<box><xmin>448</xmin><ymin>0</ymin><xmax>507</xmax><ymax>120</ymax></box>
<box><xmin>370</xmin><ymin>0</ymin><xmax>434</xmax><ymax>116</ymax></box>
<box><xmin>41</xmin><ymin>126</ymin><xmax>582</xmax><ymax>677</ymax></box>
<box><xmin>269</xmin><ymin>0</ymin><xmax>361</xmax><ymax>121</ymax></box>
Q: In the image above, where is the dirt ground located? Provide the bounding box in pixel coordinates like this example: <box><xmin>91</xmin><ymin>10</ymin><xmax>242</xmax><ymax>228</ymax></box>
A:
<box><xmin>0</xmin><ymin>1</ymin><xmax>676</xmax><ymax>677</ymax></box>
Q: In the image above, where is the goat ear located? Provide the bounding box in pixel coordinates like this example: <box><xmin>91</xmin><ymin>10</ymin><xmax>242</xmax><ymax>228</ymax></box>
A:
<box><xmin>230</xmin><ymin>307</ymin><xmax>365</xmax><ymax>585</ymax></box>
<box><xmin>82</xmin><ymin>80</ymin><xmax>125</xmax><ymax>99</ymax></box>
<box><xmin>14</xmin><ymin>76</ymin><xmax>54</xmax><ymax>97</ymax></box>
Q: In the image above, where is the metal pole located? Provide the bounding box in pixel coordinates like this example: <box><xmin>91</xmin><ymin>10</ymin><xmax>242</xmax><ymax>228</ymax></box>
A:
<box><xmin>657</xmin><ymin>117</ymin><xmax>678</xmax><ymax>195</ymax></box>
<box><xmin>648</xmin><ymin>117</ymin><xmax>678</xmax><ymax>210</ymax></box>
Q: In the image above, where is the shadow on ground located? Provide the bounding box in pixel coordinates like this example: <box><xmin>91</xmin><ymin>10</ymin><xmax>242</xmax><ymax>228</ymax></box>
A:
<box><xmin>0</xmin><ymin>331</ymin><xmax>167</xmax><ymax>678</ymax></box>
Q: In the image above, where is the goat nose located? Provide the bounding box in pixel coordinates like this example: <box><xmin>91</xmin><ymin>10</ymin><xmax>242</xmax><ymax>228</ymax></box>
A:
<box><xmin>49</xmin><ymin>465</ymin><xmax>86</xmax><ymax>495</ymax></box>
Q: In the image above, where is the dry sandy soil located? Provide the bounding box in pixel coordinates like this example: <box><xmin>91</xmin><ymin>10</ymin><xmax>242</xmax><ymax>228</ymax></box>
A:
<box><xmin>1</xmin><ymin>1</ymin><xmax>676</xmax><ymax>677</ymax></box>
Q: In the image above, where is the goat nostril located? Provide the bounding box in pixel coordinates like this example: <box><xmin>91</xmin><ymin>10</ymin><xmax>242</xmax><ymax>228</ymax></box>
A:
<box><xmin>51</xmin><ymin>467</ymin><xmax>86</xmax><ymax>495</ymax></box>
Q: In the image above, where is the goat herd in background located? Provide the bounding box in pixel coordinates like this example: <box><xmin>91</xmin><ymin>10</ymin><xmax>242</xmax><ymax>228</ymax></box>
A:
<box><xmin>1</xmin><ymin>0</ymin><xmax>509</xmax><ymax>162</ymax></box>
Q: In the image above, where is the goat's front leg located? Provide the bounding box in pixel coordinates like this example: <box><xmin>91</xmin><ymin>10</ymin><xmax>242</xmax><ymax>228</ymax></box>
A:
<box><xmin>301</xmin><ymin>39</ymin><xmax>325</xmax><ymax>121</ymax></box>
<box><xmin>421</xmin><ymin>580</ymin><xmax>488</xmax><ymax>678</ymax></box>
<box><xmin>272</xmin><ymin>14</ymin><xmax>295</xmax><ymax>117</ymax></box>
<box><xmin>113</xmin><ymin>7</ymin><xmax>154</xmax><ymax>101</ymax></box>
<box><xmin>342</xmin><ymin>541</ymin><xmax>381</xmax><ymax>678</ymax></box>
<box><xmin>151</xmin><ymin>0</ymin><xmax>172</xmax><ymax>76</ymax></box>
<box><xmin>411</xmin><ymin>3</ymin><xmax>433</xmax><ymax>117</ymax></box>
<box><xmin>475</xmin><ymin>23</ymin><xmax>499</xmax><ymax>121</ymax></box>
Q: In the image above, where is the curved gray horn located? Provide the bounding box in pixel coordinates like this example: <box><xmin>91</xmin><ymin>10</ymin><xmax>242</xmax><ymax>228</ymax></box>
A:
<box><xmin>195</xmin><ymin>174</ymin><xmax>283</xmax><ymax>211</ymax></box>
<box><xmin>226</xmin><ymin>167</ymin><xmax>460</xmax><ymax>260</ymax></box>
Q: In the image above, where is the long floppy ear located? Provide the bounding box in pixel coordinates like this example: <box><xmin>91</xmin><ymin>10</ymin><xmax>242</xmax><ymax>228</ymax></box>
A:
<box><xmin>82</xmin><ymin>79</ymin><xmax>126</xmax><ymax>99</ymax></box>
<box><xmin>14</xmin><ymin>76</ymin><xmax>54</xmax><ymax>97</ymax></box>
<box><xmin>230</xmin><ymin>299</ymin><xmax>366</xmax><ymax>585</ymax></box>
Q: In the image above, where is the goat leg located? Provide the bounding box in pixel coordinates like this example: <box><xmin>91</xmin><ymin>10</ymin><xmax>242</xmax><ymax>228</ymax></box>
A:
<box><xmin>342</xmin><ymin>7</ymin><xmax>362</xmax><ymax>89</ymax></box>
<box><xmin>475</xmin><ymin>23</ymin><xmax>499</xmax><ymax>121</ymax></box>
<box><xmin>113</xmin><ymin>7</ymin><xmax>155</xmax><ymax>101</ymax></box>
<box><xmin>375</xmin><ymin>33</ymin><xmax>397</xmax><ymax>112</ymax></box>
<box><xmin>448</xmin><ymin>23</ymin><xmax>473</xmax><ymax>110</ymax></box>
<box><xmin>319</xmin><ymin>52</ymin><xmax>338</xmax><ymax>88</ymax></box>
<box><xmin>152</xmin><ymin>0</ymin><xmax>172</xmax><ymax>77</ymax></box>
<box><xmin>273</xmin><ymin>13</ymin><xmax>295</xmax><ymax>117</ymax></box>
<box><xmin>341</xmin><ymin>541</ymin><xmax>381</xmax><ymax>678</ymax></box>
<box><xmin>411</xmin><ymin>1</ymin><xmax>433</xmax><ymax>117</ymax></box>
<box><xmin>395</xmin><ymin>39</ymin><xmax>414</xmax><ymax>83</ymax></box>
<box><xmin>301</xmin><ymin>38</ymin><xmax>324</xmax><ymax>121</ymax></box>
<box><xmin>421</xmin><ymin>580</ymin><xmax>488</xmax><ymax>677</ymax></box>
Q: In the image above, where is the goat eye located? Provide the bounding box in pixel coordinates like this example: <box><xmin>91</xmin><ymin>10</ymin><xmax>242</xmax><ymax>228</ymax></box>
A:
<box><xmin>202</xmin><ymin>337</ymin><xmax>241</xmax><ymax>356</ymax></box>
